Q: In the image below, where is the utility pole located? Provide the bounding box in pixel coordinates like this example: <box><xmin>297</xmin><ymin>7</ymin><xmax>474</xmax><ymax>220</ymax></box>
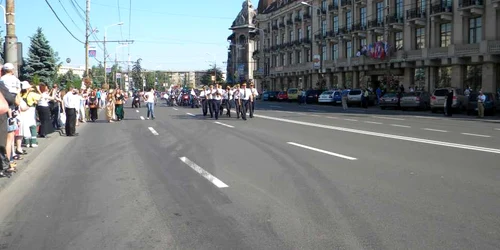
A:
<box><xmin>85</xmin><ymin>0</ymin><xmax>90</xmax><ymax>77</ymax></box>
<box><xmin>5</xmin><ymin>0</ymin><xmax>18</xmax><ymax>76</ymax></box>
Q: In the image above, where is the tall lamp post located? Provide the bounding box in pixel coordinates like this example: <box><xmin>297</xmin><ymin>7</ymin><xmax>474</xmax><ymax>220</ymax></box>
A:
<box><xmin>206</xmin><ymin>52</ymin><xmax>217</xmax><ymax>85</ymax></box>
<box><xmin>301</xmin><ymin>1</ymin><xmax>323</xmax><ymax>89</ymax></box>
<box><xmin>103</xmin><ymin>22</ymin><xmax>124</xmax><ymax>86</ymax></box>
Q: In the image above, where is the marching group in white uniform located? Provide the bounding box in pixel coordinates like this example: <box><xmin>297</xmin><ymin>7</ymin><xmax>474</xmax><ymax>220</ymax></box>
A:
<box><xmin>197</xmin><ymin>82</ymin><xmax>259</xmax><ymax>121</ymax></box>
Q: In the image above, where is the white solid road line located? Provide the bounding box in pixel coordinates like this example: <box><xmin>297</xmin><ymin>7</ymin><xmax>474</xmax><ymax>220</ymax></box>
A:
<box><xmin>173</xmin><ymin>108</ymin><xmax>178</xmax><ymax>111</ymax></box>
<box><xmin>308</xmin><ymin>109</ymin><xmax>321</xmax><ymax>112</ymax></box>
<box><xmin>310</xmin><ymin>114</ymin><xmax>321</xmax><ymax>117</ymax></box>
<box><xmin>390</xmin><ymin>124</ymin><xmax>411</xmax><ymax>128</ymax></box>
<box><xmin>495</xmin><ymin>128</ymin><xmax>500</xmax><ymax>131</ymax></box>
<box><xmin>287</xmin><ymin>142</ymin><xmax>357</xmax><ymax>160</ymax></box>
<box><xmin>148</xmin><ymin>127</ymin><xmax>159</xmax><ymax>135</ymax></box>
<box><xmin>422</xmin><ymin>128</ymin><xmax>448</xmax><ymax>132</ymax></box>
<box><xmin>186</xmin><ymin>113</ymin><xmax>196</xmax><ymax>117</ymax></box>
<box><xmin>179</xmin><ymin>157</ymin><xmax>229</xmax><ymax>188</ymax></box>
<box><xmin>372</xmin><ymin>116</ymin><xmax>405</xmax><ymax>121</ymax></box>
<box><xmin>136</xmin><ymin>110</ymin><xmax>139</xmax><ymax>113</ymax></box>
<box><xmin>364</xmin><ymin>121</ymin><xmax>383</xmax><ymax>125</ymax></box>
<box><xmin>140</xmin><ymin>116</ymin><xmax>145</xmax><ymax>120</ymax></box>
<box><xmin>254</xmin><ymin>114</ymin><xmax>500</xmax><ymax>154</ymax></box>
<box><xmin>326</xmin><ymin>116</ymin><xmax>339</xmax><ymax>119</ymax></box>
<box><xmin>344</xmin><ymin>118</ymin><xmax>358</xmax><ymax>121</ymax></box>
<box><xmin>214</xmin><ymin>121</ymin><xmax>234</xmax><ymax>128</ymax></box>
<box><xmin>461</xmin><ymin>133</ymin><xmax>491</xmax><ymax>138</ymax></box>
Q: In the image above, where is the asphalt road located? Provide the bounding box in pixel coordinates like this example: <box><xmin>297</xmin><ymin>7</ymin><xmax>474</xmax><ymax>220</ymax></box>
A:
<box><xmin>0</xmin><ymin>100</ymin><xmax>499</xmax><ymax>250</ymax></box>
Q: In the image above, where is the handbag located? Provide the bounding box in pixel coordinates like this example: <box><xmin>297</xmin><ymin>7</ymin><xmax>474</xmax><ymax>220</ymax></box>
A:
<box><xmin>7</xmin><ymin>117</ymin><xmax>18</xmax><ymax>132</ymax></box>
<box><xmin>59</xmin><ymin>113</ymin><xmax>66</xmax><ymax>126</ymax></box>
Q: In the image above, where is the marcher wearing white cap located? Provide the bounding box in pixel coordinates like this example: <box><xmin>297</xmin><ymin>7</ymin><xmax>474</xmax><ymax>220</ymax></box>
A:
<box><xmin>1</xmin><ymin>63</ymin><xmax>21</xmax><ymax>94</ymax></box>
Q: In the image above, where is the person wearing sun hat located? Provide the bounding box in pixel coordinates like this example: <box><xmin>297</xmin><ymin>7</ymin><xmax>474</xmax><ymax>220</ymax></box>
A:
<box><xmin>1</xmin><ymin>63</ymin><xmax>21</xmax><ymax>95</ymax></box>
<box><xmin>20</xmin><ymin>81</ymin><xmax>41</xmax><ymax>147</ymax></box>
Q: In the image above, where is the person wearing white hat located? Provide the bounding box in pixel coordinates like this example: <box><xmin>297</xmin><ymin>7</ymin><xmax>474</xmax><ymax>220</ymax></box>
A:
<box><xmin>20</xmin><ymin>81</ymin><xmax>41</xmax><ymax>147</ymax></box>
<box><xmin>1</xmin><ymin>63</ymin><xmax>21</xmax><ymax>95</ymax></box>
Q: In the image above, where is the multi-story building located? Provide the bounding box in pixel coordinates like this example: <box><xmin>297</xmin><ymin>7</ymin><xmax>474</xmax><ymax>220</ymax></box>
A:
<box><xmin>58</xmin><ymin>65</ymin><xmax>86</xmax><ymax>78</ymax></box>
<box><xmin>253</xmin><ymin>0</ymin><xmax>500</xmax><ymax>93</ymax></box>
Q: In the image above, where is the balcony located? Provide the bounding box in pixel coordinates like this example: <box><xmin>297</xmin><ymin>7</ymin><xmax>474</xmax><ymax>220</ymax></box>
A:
<box><xmin>458</xmin><ymin>0</ymin><xmax>484</xmax><ymax>16</ymax></box>
<box><xmin>352</xmin><ymin>23</ymin><xmax>367</xmax><ymax>36</ymax></box>
<box><xmin>406</xmin><ymin>8</ymin><xmax>426</xmax><ymax>27</ymax></box>
<box><xmin>317</xmin><ymin>8</ymin><xmax>327</xmax><ymax>16</ymax></box>
<box><xmin>367</xmin><ymin>19</ymin><xmax>384</xmax><ymax>34</ymax></box>
<box><xmin>354</xmin><ymin>0</ymin><xmax>366</xmax><ymax>6</ymax></box>
<box><xmin>341</xmin><ymin>0</ymin><xmax>352</xmax><ymax>8</ymax></box>
<box><xmin>430</xmin><ymin>1</ymin><xmax>453</xmax><ymax>22</ymax></box>
<box><xmin>326</xmin><ymin>30</ymin><xmax>341</xmax><ymax>42</ymax></box>
<box><xmin>493</xmin><ymin>0</ymin><xmax>500</xmax><ymax>9</ymax></box>
<box><xmin>328</xmin><ymin>3</ymin><xmax>339</xmax><ymax>13</ymax></box>
<box><xmin>386</xmin><ymin>14</ymin><xmax>404</xmax><ymax>30</ymax></box>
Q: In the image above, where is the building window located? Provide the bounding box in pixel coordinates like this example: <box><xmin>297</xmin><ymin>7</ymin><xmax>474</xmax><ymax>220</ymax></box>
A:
<box><xmin>395</xmin><ymin>32</ymin><xmax>403</xmax><ymax>50</ymax></box>
<box><xmin>306</xmin><ymin>49</ymin><xmax>311</xmax><ymax>62</ymax></box>
<box><xmin>346</xmin><ymin>41</ymin><xmax>352</xmax><ymax>58</ymax></box>
<box><xmin>307</xmin><ymin>25</ymin><xmax>311</xmax><ymax>39</ymax></box>
<box><xmin>360</xmin><ymin>38</ymin><xmax>367</xmax><ymax>46</ymax></box>
<box><xmin>281</xmin><ymin>33</ymin><xmax>285</xmax><ymax>44</ymax></box>
<box><xmin>360</xmin><ymin>7</ymin><xmax>367</xmax><ymax>27</ymax></box>
<box><xmin>396</xmin><ymin>0</ymin><xmax>403</xmax><ymax>18</ymax></box>
<box><xmin>440</xmin><ymin>23</ymin><xmax>451</xmax><ymax>47</ymax></box>
<box><xmin>281</xmin><ymin>54</ymin><xmax>285</xmax><ymax>66</ymax></box>
<box><xmin>346</xmin><ymin>10</ymin><xmax>352</xmax><ymax>30</ymax></box>
<box><xmin>333</xmin><ymin>16</ymin><xmax>339</xmax><ymax>33</ymax></box>
<box><xmin>275</xmin><ymin>35</ymin><xmax>279</xmax><ymax>45</ymax></box>
<box><xmin>321</xmin><ymin>20</ymin><xmax>327</xmax><ymax>36</ymax></box>
<box><xmin>417</xmin><ymin>0</ymin><xmax>426</xmax><ymax>13</ymax></box>
<box><xmin>298</xmin><ymin>28</ymin><xmax>303</xmax><ymax>40</ymax></box>
<box><xmin>332</xmin><ymin>44</ymin><xmax>339</xmax><ymax>60</ymax></box>
<box><xmin>289</xmin><ymin>30</ymin><xmax>294</xmax><ymax>42</ymax></box>
<box><xmin>376</xmin><ymin>35</ymin><xmax>384</xmax><ymax>42</ymax></box>
<box><xmin>321</xmin><ymin>0</ymin><xmax>327</xmax><ymax>11</ymax></box>
<box><xmin>376</xmin><ymin>2</ymin><xmax>384</xmax><ymax>23</ymax></box>
<box><xmin>297</xmin><ymin>51</ymin><xmax>302</xmax><ymax>64</ymax></box>
<box><xmin>298</xmin><ymin>9</ymin><xmax>303</xmax><ymax>19</ymax></box>
<box><xmin>273</xmin><ymin>55</ymin><xmax>277</xmax><ymax>67</ymax></box>
<box><xmin>469</xmin><ymin>17</ymin><xmax>482</xmax><ymax>44</ymax></box>
<box><xmin>322</xmin><ymin>45</ymin><xmax>327</xmax><ymax>61</ymax></box>
<box><xmin>416</xmin><ymin>27</ymin><xmax>425</xmax><ymax>49</ymax></box>
<box><xmin>289</xmin><ymin>52</ymin><xmax>293</xmax><ymax>65</ymax></box>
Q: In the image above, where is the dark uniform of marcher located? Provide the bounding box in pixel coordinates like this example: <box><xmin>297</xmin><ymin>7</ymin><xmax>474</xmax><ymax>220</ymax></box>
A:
<box><xmin>212</xmin><ymin>84</ymin><xmax>223</xmax><ymax>120</ymax></box>
<box><xmin>200</xmin><ymin>87</ymin><xmax>208</xmax><ymax>116</ymax></box>
<box><xmin>239</xmin><ymin>83</ymin><xmax>253</xmax><ymax>121</ymax></box>
<box><xmin>233</xmin><ymin>84</ymin><xmax>241</xmax><ymax>119</ymax></box>
<box><xmin>207</xmin><ymin>85</ymin><xmax>214</xmax><ymax>118</ymax></box>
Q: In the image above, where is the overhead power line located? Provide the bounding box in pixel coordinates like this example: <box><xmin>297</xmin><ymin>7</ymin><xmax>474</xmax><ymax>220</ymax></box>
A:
<box><xmin>117</xmin><ymin>0</ymin><xmax>123</xmax><ymax>39</ymax></box>
<box><xmin>45</xmin><ymin>0</ymin><xmax>84</xmax><ymax>44</ymax></box>
<box><xmin>58</xmin><ymin>0</ymin><xmax>84</xmax><ymax>35</ymax></box>
<box><xmin>92</xmin><ymin>2</ymin><xmax>234</xmax><ymax>20</ymax></box>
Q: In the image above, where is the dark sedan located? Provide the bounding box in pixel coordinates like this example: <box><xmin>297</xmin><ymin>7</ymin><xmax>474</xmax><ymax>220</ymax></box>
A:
<box><xmin>379</xmin><ymin>92</ymin><xmax>401</xmax><ymax>109</ymax></box>
<box><xmin>466</xmin><ymin>92</ymin><xmax>497</xmax><ymax>116</ymax></box>
<box><xmin>263</xmin><ymin>91</ymin><xmax>279</xmax><ymax>101</ymax></box>
<box><xmin>305</xmin><ymin>90</ymin><xmax>323</xmax><ymax>104</ymax></box>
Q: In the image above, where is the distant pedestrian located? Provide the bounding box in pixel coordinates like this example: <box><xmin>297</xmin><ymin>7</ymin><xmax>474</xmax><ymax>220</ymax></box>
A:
<box><xmin>144</xmin><ymin>87</ymin><xmax>156</xmax><ymax>120</ymax></box>
<box><xmin>477</xmin><ymin>91</ymin><xmax>486</xmax><ymax>118</ymax></box>
<box><xmin>341</xmin><ymin>89</ymin><xmax>348</xmax><ymax>111</ymax></box>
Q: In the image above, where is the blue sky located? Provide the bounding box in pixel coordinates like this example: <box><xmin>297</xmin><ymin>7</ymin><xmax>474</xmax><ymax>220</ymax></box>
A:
<box><xmin>13</xmin><ymin>0</ymin><xmax>243</xmax><ymax>72</ymax></box>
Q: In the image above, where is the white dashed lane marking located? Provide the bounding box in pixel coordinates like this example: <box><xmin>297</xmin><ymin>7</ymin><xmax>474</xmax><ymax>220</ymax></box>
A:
<box><xmin>287</xmin><ymin>142</ymin><xmax>357</xmax><ymax>160</ymax></box>
<box><xmin>173</xmin><ymin>108</ymin><xmax>178</xmax><ymax>111</ymax></box>
<box><xmin>390</xmin><ymin>124</ymin><xmax>411</xmax><ymax>128</ymax></box>
<box><xmin>140</xmin><ymin>116</ymin><xmax>145</xmax><ymax>120</ymax></box>
<box><xmin>148</xmin><ymin>127</ymin><xmax>159</xmax><ymax>135</ymax></box>
<box><xmin>364</xmin><ymin>121</ymin><xmax>383</xmax><ymax>125</ymax></box>
<box><xmin>422</xmin><ymin>128</ymin><xmax>448</xmax><ymax>133</ymax></box>
<box><xmin>186</xmin><ymin>113</ymin><xmax>196</xmax><ymax>117</ymax></box>
<box><xmin>461</xmin><ymin>133</ymin><xmax>491</xmax><ymax>138</ymax></box>
<box><xmin>179</xmin><ymin>157</ymin><xmax>229</xmax><ymax>188</ymax></box>
<box><xmin>372</xmin><ymin>116</ymin><xmax>405</xmax><ymax>121</ymax></box>
<box><xmin>136</xmin><ymin>110</ymin><xmax>139</xmax><ymax>113</ymax></box>
<box><xmin>214</xmin><ymin>121</ymin><xmax>234</xmax><ymax>128</ymax></box>
<box><xmin>344</xmin><ymin>119</ymin><xmax>358</xmax><ymax>122</ymax></box>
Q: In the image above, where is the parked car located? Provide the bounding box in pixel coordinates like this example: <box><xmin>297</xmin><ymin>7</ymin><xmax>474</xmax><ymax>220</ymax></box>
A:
<box><xmin>287</xmin><ymin>88</ymin><xmax>299</xmax><ymax>102</ymax></box>
<box><xmin>379</xmin><ymin>92</ymin><xmax>402</xmax><ymax>109</ymax></box>
<box><xmin>277</xmin><ymin>91</ymin><xmax>288</xmax><ymax>101</ymax></box>
<box><xmin>305</xmin><ymin>90</ymin><xmax>323</xmax><ymax>104</ymax></box>
<box><xmin>430</xmin><ymin>88</ymin><xmax>468</xmax><ymax>113</ymax></box>
<box><xmin>262</xmin><ymin>91</ymin><xmax>278</xmax><ymax>101</ymax></box>
<box><xmin>400</xmin><ymin>91</ymin><xmax>431</xmax><ymax>110</ymax></box>
<box><xmin>347</xmin><ymin>89</ymin><xmax>376</xmax><ymax>106</ymax></box>
<box><xmin>466</xmin><ymin>92</ymin><xmax>497</xmax><ymax>116</ymax></box>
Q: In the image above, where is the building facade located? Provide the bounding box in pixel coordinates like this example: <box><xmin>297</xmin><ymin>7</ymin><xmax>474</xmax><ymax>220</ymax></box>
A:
<box><xmin>253</xmin><ymin>0</ymin><xmax>500</xmax><ymax>93</ymax></box>
<box><xmin>227</xmin><ymin>1</ymin><xmax>259</xmax><ymax>88</ymax></box>
<box><xmin>58</xmin><ymin>65</ymin><xmax>86</xmax><ymax>78</ymax></box>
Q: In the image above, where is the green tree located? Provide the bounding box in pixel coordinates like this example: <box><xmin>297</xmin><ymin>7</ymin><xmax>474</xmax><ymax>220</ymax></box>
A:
<box><xmin>21</xmin><ymin>27</ymin><xmax>59</xmax><ymax>84</ymax></box>
<box><xmin>200</xmin><ymin>66</ymin><xmax>224</xmax><ymax>86</ymax></box>
<box><xmin>131</xmin><ymin>59</ymin><xmax>143</xmax><ymax>90</ymax></box>
<box><xmin>56</xmin><ymin>69</ymin><xmax>82</xmax><ymax>90</ymax></box>
<box><xmin>90</xmin><ymin>63</ymin><xmax>105</xmax><ymax>87</ymax></box>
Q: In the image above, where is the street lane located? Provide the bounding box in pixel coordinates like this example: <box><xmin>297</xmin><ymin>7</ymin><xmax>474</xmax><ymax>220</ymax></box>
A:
<box><xmin>1</xmin><ymin>103</ymin><xmax>499</xmax><ymax>250</ymax></box>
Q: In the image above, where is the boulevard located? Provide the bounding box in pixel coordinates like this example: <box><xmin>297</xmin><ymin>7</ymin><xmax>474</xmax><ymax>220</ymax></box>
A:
<box><xmin>0</xmin><ymin>101</ymin><xmax>499</xmax><ymax>250</ymax></box>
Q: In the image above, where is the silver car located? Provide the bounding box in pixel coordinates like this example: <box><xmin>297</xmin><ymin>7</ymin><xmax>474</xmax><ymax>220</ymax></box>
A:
<box><xmin>400</xmin><ymin>91</ymin><xmax>431</xmax><ymax>111</ymax></box>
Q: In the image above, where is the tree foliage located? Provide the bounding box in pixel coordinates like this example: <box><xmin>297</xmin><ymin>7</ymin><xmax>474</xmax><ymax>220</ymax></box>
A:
<box><xmin>56</xmin><ymin>69</ymin><xmax>82</xmax><ymax>90</ymax></box>
<box><xmin>21</xmin><ymin>27</ymin><xmax>59</xmax><ymax>84</ymax></box>
<box><xmin>200</xmin><ymin>66</ymin><xmax>224</xmax><ymax>87</ymax></box>
<box><xmin>131</xmin><ymin>59</ymin><xmax>143</xmax><ymax>90</ymax></box>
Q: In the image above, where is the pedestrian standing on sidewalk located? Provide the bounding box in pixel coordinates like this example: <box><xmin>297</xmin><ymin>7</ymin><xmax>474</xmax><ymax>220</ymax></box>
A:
<box><xmin>20</xmin><ymin>81</ymin><xmax>40</xmax><ymax>148</ymax></box>
<box><xmin>145</xmin><ymin>87</ymin><xmax>156</xmax><ymax>120</ymax></box>
<box><xmin>477</xmin><ymin>91</ymin><xmax>486</xmax><ymax>118</ymax></box>
<box><xmin>63</xmin><ymin>87</ymin><xmax>79</xmax><ymax>136</ymax></box>
<box><xmin>341</xmin><ymin>89</ymin><xmax>349</xmax><ymax>111</ymax></box>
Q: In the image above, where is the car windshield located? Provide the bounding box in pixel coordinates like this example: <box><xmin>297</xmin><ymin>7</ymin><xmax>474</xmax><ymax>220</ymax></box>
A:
<box><xmin>434</xmin><ymin>89</ymin><xmax>450</xmax><ymax>96</ymax></box>
<box><xmin>349</xmin><ymin>90</ymin><xmax>362</xmax><ymax>95</ymax></box>
<box><xmin>322</xmin><ymin>91</ymin><xmax>333</xmax><ymax>95</ymax></box>
<box><xmin>403</xmin><ymin>92</ymin><xmax>419</xmax><ymax>97</ymax></box>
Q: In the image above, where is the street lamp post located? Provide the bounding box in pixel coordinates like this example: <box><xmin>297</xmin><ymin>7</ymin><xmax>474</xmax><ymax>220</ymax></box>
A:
<box><xmin>206</xmin><ymin>52</ymin><xmax>217</xmax><ymax>85</ymax></box>
<box><xmin>104</xmin><ymin>22</ymin><xmax>124</xmax><ymax>87</ymax></box>
<box><xmin>301</xmin><ymin>1</ymin><xmax>323</xmax><ymax>89</ymax></box>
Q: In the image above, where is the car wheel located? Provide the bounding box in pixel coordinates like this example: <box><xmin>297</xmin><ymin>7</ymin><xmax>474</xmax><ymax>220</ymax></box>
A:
<box><xmin>431</xmin><ymin>108</ymin><xmax>436</xmax><ymax>113</ymax></box>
